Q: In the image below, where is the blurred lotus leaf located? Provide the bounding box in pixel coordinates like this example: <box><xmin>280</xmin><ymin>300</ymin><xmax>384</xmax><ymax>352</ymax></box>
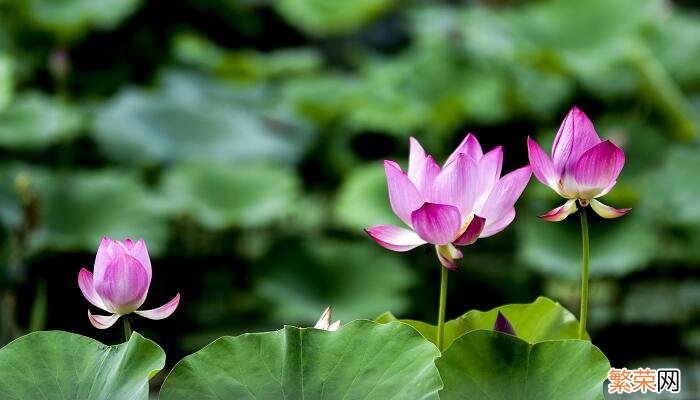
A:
<box><xmin>29</xmin><ymin>170</ymin><xmax>169</xmax><ymax>255</ymax></box>
<box><xmin>280</xmin><ymin>73</ymin><xmax>361</xmax><ymax>126</ymax></box>
<box><xmin>0</xmin><ymin>55</ymin><xmax>12</xmax><ymax>110</ymax></box>
<box><xmin>442</xmin><ymin>0</ymin><xmax>676</xmax><ymax>111</ymax></box>
<box><xmin>0</xmin><ymin>92</ymin><xmax>82</xmax><ymax>149</ymax></box>
<box><xmin>348</xmin><ymin>51</ymin><xmax>509</xmax><ymax>135</ymax></box>
<box><xmin>623</xmin><ymin>281</ymin><xmax>700</xmax><ymax>324</ymax></box>
<box><xmin>644</xmin><ymin>146</ymin><xmax>700</xmax><ymax>225</ymax></box>
<box><xmin>274</xmin><ymin>0</ymin><xmax>396</xmax><ymax>37</ymax></box>
<box><xmin>174</xmin><ymin>33</ymin><xmax>322</xmax><ymax>81</ymax></box>
<box><xmin>20</xmin><ymin>0</ymin><xmax>143</xmax><ymax>38</ymax></box>
<box><xmin>160</xmin><ymin>320</ymin><xmax>441</xmax><ymax>399</ymax></box>
<box><xmin>0</xmin><ymin>331</ymin><xmax>164</xmax><ymax>400</ymax></box>
<box><xmin>509</xmin><ymin>65</ymin><xmax>573</xmax><ymax>119</ymax></box>
<box><xmin>651</xmin><ymin>13</ymin><xmax>700</xmax><ymax>86</ymax></box>
<box><xmin>347</xmin><ymin>57</ymin><xmax>435</xmax><ymax>136</ymax></box>
<box><xmin>437</xmin><ymin>331</ymin><xmax>609</xmax><ymax>400</ymax></box>
<box><xmin>518</xmin><ymin>210</ymin><xmax>656</xmax><ymax>279</ymax></box>
<box><xmin>334</xmin><ymin>163</ymin><xmax>401</xmax><ymax>232</ymax></box>
<box><xmin>508</xmin><ymin>0</ymin><xmax>664</xmax><ymax>96</ymax></box>
<box><xmin>0</xmin><ymin>168</ymin><xmax>22</xmax><ymax>230</ymax></box>
<box><xmin>595</xmin><ymin>114</ymin><xmax>671</xmax><ymax>176</ymax></box>
<box><xmin>162</xmin><ymin>163</ymin><xmax>300</xmax><ymax>230</ymax></box>
<box><xmin>93</xmin><ymin>71</ymin><xmax>315</xmax><ymax>165</ymax></box>
<box><xmin>255</xmin><ymin>239</ymin><xmax>415</xmax><ymax>324</ymax></box>
<box><xmin>642</xmin><ymin>146</ymin><xmax>700</xmax><ymax>262</ymax></box>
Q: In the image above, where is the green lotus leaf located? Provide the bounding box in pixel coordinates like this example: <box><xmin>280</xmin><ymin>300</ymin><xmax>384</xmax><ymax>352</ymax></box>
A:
<box><xmin>160</xmin><ymin>320</ymin><xmax>442</xmax><ymax>399</ymax></box>
<box><xmin>0</xmin><ymin>331</ymin><xmax>165</xmax><ymax>399</ymax></box>
<box><xmin>437</xmin><ymin>330</ymin><xmax>609</xmax><ymax>400</ymax></box>
<box><xmin>377</xmin><ymin>296</ymin><xmax>586</xmax><ymax>349</ymax></box>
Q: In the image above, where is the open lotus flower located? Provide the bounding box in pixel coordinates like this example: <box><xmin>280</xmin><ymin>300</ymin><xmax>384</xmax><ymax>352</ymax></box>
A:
<box><xmin>527</xmin><ymin>107</ymin><xmax>630</xmax><ymax>221</ymax></box>
<box><xmin>314</xmin><ymin>306</ymin><xmax>340</xmax><ymax>331</ymax></box>
<box><xmin>366</xmin><ymin>135</ymin><xmax>531</xmax><ymax>269</ymax></box>
<box><xmin>78</xmin><ymin>237</ymin><xmax>180</xmax><ymax>329</ymax></box>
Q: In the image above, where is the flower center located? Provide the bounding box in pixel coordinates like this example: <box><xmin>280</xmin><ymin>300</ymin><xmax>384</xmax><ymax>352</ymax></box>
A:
<box><xmin>456</xmin><ymin>214</ymin><xmax>474</xmax><ymax>239</ymax></box>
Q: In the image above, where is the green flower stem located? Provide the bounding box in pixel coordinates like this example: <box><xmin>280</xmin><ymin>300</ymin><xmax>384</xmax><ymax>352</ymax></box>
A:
<box><xmin>123</xmin><ymin>316</ymin><xmax>132</xmax><ymax>341</ymax></box>
<box><xmin>437</xmin><ymin>266</ymin><xmax>448</xmax><ymax>351</ymax></box>
<box><xmin>578</xmin><ymin>207</ymin><xmax>590</xmax><ymax>340</ymax></box>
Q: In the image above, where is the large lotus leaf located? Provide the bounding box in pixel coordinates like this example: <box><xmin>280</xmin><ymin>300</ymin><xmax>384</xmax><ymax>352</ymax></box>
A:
<box><xmin>274</xmin><ymin>0</ymin><xmax>395</xmax><ymax>37</ymax></box>
<box><xmin>92</xmin><ymin>72</ymin><xmax>314</xmax><ymax>165</ymax></box>
<box><xmin>377</xmin><ymin>296</ymin><xmax>584</xmax><ymax>349</ymax></box>
<box><xmin>22</xmin><ymin>0</ymin><xmax>142</xmax><ymax>38</ymax></box>
<box><xmin>255</xmin><ymin>239</ymin><xmax>415</xmax><ymax>324</ymax></box>
<box><xmin>334</xmin><ymin>163</ymin><xmax>402</xmax><ymax>232</ymax></box>
<box><xmin>517</xmin><ymin>209</ymin><xmax>655</xmax><ymax>279</ymax></box>
<box><xmin>29</xmin><ymin>170</ymin><xmax>169</xmax><ymax>255</ymax></box>
<box><xmin>437</xmin><ymin>330</ymin><xmax>610</xmax><ymax>400</ymax></box>
<box><xmin>161</xmin><ymin>163</ymin><xmax>300</xmax><ymax>230</ymax></box>
<box><xmin>0</xmin><ymin>92</ymin><xmax>82</xmax><ymax>149</ymax></box>
<box><xmin>159</xmin><ymin>320</ymin><xmax>442</xmax><ymax>399</ymax></box>
<box><xmin>0</xmin><ymin>331</ymin><xmax>164</xmax><ymax>399</ymax></box>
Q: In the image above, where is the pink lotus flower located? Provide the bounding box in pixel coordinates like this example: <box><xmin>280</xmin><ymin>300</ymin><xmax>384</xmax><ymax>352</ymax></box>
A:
<box><xmin>366</xmin><ymin>135</ymin><xmax>531</xmax><ymax>269</ymax></box>
<box><xmin>527</xmin><ymin>107</ymin><xmax>630</xmax><ymax>221</ymax></box>
<box><xmin>78</xmin><ymin>237</ymin><xmax>180</xmax><ymax>329</ymax></box>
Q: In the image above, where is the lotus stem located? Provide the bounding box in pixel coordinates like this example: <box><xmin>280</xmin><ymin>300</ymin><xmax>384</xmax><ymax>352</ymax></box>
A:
<box><xmin>578</xmin><ymin>207</ymin><xmax>590</xmax><ymax>339</ymax></box>
<box><xmin>437</xmin><ymin>266</ymin><xmax>448</xmax><ymax>351</ymax></box>
<box><xmin>123</xmin><ymin>316</ymin><xmax>132</xmax><ymax>341</ymax></box>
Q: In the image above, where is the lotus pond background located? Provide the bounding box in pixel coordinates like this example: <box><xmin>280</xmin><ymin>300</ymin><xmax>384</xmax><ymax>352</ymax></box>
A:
<box><xmin>0</xmin><ymin>0</ymin><xmax>698</xmax><ymax>397</ymax></box>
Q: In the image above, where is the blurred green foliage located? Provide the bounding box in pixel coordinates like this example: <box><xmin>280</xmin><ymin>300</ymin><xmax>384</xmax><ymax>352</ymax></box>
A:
<box><xmin>0</xmin><ymin>0</ymin><xmax>698</xmax><ymax>395</ymax></box>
